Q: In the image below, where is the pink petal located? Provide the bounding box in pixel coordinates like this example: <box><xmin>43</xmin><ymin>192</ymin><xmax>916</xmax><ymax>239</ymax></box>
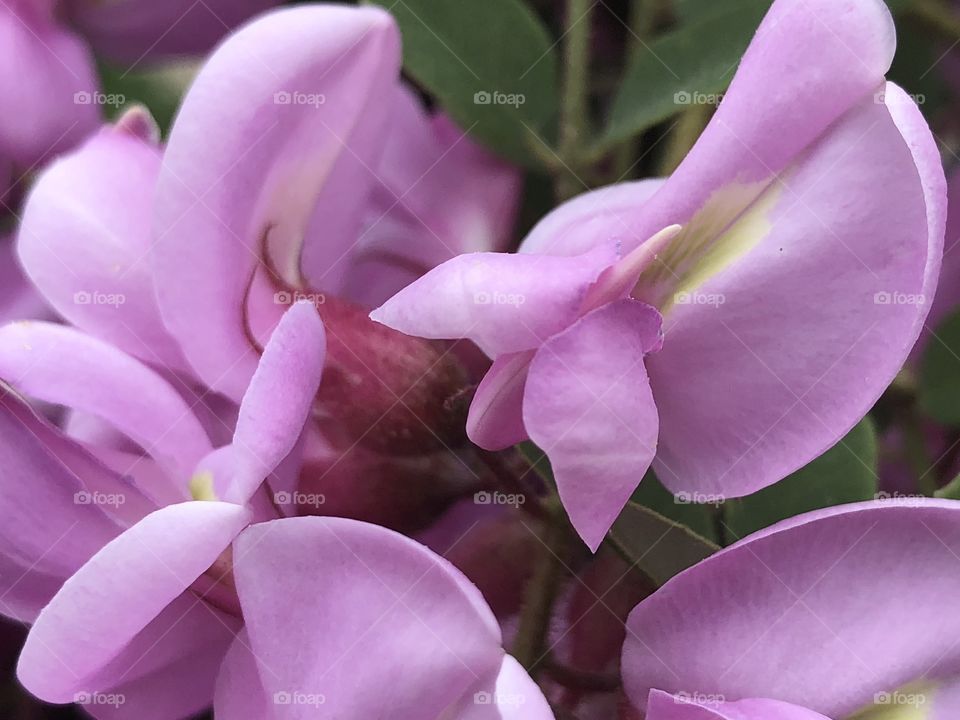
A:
<box><xmin>622</xmin><ymin>500</ymin><xmax>960</xmax><ymax>717</ymax></box>
<box><xmin>17</xmin><ymin>123</ymin><xmax>191</xmax><ymax>374</ymax></box>
<box><xmin>0</xmin><ymin>321</ymin><xmax>212</xmax><ymax>483</ymax></box>
<box><xmin>233</xmin><ymin>516</ymin><xmax>504</xmax><ymax>719</ymax></box>
<box><xmin>18</xmin><ymin>500</ymin><xmax>249</xmax><ymax>703</ymax></box>
<box><xmin>152</xmin><ymin>5</ymin><xmax>400</xmax><ymax>401</ymax></box>
<box><xmin>371</xmin><ymin>245</ymin><xmax>619</xmax><ymax>357</ymax></box>
<box><xmin>524</xmin><ymin>300</ymin><xmax>662</xmax><ymax>551</ymax></box>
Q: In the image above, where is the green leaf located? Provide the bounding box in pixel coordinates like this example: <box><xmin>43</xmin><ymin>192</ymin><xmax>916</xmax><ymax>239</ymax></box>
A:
<box><xmin>602</xmin><ymin>0</ymin><xmax>768</xmax><ymax>147</ymax></box>
<box><xmin>367</xmin><ymin>0</ymin><xmax>559</xmax><ymax>167</ymax></box>
<box><xmin>723</xmin><ymin>418</ymin><xmax>878</xmax><ymax>540</ymax></box>
<box><xmin>919</xmin><ymin>312</ymin><xmax>960</xmax><ymax>425</ymax></box>
<box><xmin>608</xmin><ymin>501</ymin><xmax>719</xmax><ymax>586</ymax></box>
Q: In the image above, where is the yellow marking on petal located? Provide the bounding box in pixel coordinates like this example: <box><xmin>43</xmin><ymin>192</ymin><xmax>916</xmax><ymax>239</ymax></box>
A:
<box><xmin>189</xmin><ymin>471</ymin><xmax>219</xmax><ymax>502</ymax></box>
<box><xmin>845</xmin><ymin>683</ymin><xmax>935</xmax><ymax>720</ymax></box>
<box><xmin>637</xmin><ymin>180</ymin><xmax>782</xmax><ymax>312</ymax></box>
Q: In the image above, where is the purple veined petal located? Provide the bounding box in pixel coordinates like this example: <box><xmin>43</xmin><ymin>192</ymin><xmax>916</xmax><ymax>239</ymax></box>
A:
<box><xmin>620</xmin><ymin>0</ymin><xmax>896</xmax><ymax>254</ymax></box>
<box><xmin>0</xmin><ymin>386</ymin><xmax>121</xmax><ymax>580</ymax></box>
<box><xmin>0</xmin><ymin>321</ymin><xmax>214</xmax><ymax>484</ymax></box>
<box><xmin>448</xmin><ymin>655</ymin><xmax>555</xmax><ymax>719</ymax></box>
<box><xmin>17</xmin><ymin>119</ymin><xmax>193</xmax><ymax>375</ymax></box>
<box><xmin>0</xmin><ymin>1</ymin><xmax>99</xmax><ymax>167</ymax></box>
<box><xmin>152</xmin><ymin>5</ymin><xmax>400</xmax><ymax>402</ymax></box>
<box><xmin>18</xmin><ymin>500</ymin><xmax>250</xmax><ymax>703</ymax></box>
<box><xmin>0</xmin><ymin>552</ymin><xmax>62</xmax><ymax>623</ymax></box>
<box><xmin>213</xmin><ymin>631</ymin><xmax>270</xmax><ymax>720</ymax></box>
<box><xmin>233</xmin><ymin>516</ymin><xmax>504</xmax><ymax>719</ymax></box>
<box><xmin>523</xmin><ymin>300</ymin><xmax>663</xmax><ymax>551</ymax></box>
<box><xmin>68</xmin><ymin>0</ymin><xmax>279</xmax><ymax>63</ymax></box>
<box><xmin>467</xmin><ymin>349</ymin><xmax>536</xmax><ymax>451</ymax></box>
<box><xmin>646</xmin><ymin>87</ymin><xmax>942</xmax><ymax>498</ymax></box>
<box><xmin>370</xmin><ymin>244</ymin><xmax>619</xmax><ymax>357</ymax></box>
<box><xmin>645</xmin><ymin>690</ymin><xmax>830</xmax><ymax>720</ymax></box>
<box><xmin>520</xmin><ymin>179</ymin><xmax>666</xmax><ymax>257</ymax></box>
<box><xmin>224</xmin><ymin>301</ymin><xmax>325</xmax><ymax>505</ymax></box>
<box><xmin>622</xmin><ymin>500</ymin><xmax>960</xmax><ymax>717</ymax></box>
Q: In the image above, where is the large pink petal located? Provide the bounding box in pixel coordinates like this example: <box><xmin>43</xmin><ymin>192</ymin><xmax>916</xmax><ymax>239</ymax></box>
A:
<box><xmin>520</xmin><ymin>179</ymin><xmax>665</xmax><ymax>257</ymax></box>
<box><xmin>233</xmin><ymin>516</ymin><xmax>504</xmax><ymax>719</ymax></box>
<box><xmin>0</xmin><ymin>321</ymin><xmax>212</xmax><ymax>483</ymax></box>
<box><xmin>17</xmin><ymin>122</ymin><xmax>191</xmax><ymax>374</ymax></box>
<box><xmin>467</xmin><ymin>350</ymin><xmax>535</xmax><ymax>451</ymax></box>
<box><xmin>152</xmin><ymin>5</ymin><xmax>400</xmax><ymax>401</ymax></box>
<box><xmin>18</xmin><ymin>500</ymin><xmax>249</xmax><ymax>703</ymax></box>
<box><xmin>524</xmin><ymin>300</ymin><xmax>662</xmax><ymax>551</ymax></box>
<box><xmin>621</xmin><ymin>0</ymin><xmax>896</xmax><ymax>253</ymax></box>
<box><xmin>647</xmin><ymin>87</ymin><xmax>942</xmax><ymax>498</ymax></box>
<box><xmin>371</xmin><ymin>245</ymin><xmax>618</xmax><ymax>357</ymax></box>
<box><xmin>622</xmin><ymin>500</ymin><xmax>960</xmax><ymax>717</ymax></box>
<box><xmin>646</xmin><ymin>690</ymin><xmax>829</xmax><ymax>720</ymax></box>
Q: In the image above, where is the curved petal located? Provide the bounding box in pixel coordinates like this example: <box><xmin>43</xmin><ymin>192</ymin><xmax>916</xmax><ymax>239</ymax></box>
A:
<box><xmin>524</xmin><ymin>300</ymin><xmax>662</xmax><ymax>551</ymax></box>
<box><xmin>224</xmin><ymin>301</ymin><xmax>325</xmax><ymax>504</ymax></box>
<box><xmin>17</xmin><ymin>123</ymin><xmax>191</xmax><ymax>373</ymax></box>
<box><xmin>467</xmin><ymin>350</ymin><xmax>535</xmax><ymax>451</ymax></box>
<box><xmin>371</xmin><ymin>245</ymin><xmax>618</xmax><ymax>357</ymax></box>
<box><xmin>0</xmin><ymin>386</ymin><xmax>121</xmax><ymax>579</ymax></box>
<box><xmin>18</xmin><ymin>500</ymin><xmax>250</xmax><ymax>703</ymax></box>
<box><xmin>152</xmin><ymin>5</ymin><xmax>400</xmax><ymax>401</ymax></box>
<box><xmin>621</xmin><ymin>0</ymin><xmax>896</xmax><ymax>253</ymax></box>
<box><xmin>449</xmin><ymin>655</ymin><xmax>555</xmax><ymax>719</ymax></box>
<box><xmin>71</xmin><ymin>0</ymin><xmax>278</xmax><ymax>63</ymax></box>
<box><xmin>0</xmin><ymin>321</ymin><xmax>212</xmax><ymax>483</ymax></box>
<box><xmin>646</xmin><ymin>690</ymin><xmax>829</xmax><ymax>720</ymax></box>
<box><xmin>520</xmin><ymin>179</ymin><xmax>666</xmax><ymax>257</ymax></box>
<box><xmin>234</xmin><ymin>516</ymin><xmax>504</xmax><ymax>719</ymax></box>
<box><xmin>0</xmin><ymin>3</ymin><xmax>99</xmax><ymax>166</ymax></box>
<box><xmin>647</xmin><ymin>89</ymin><xmax>942</xmax><ymax>497</ymax></box>
<box><xmin>622</xmin><ymin>500</ymin><xmax>960</xmax><ymax>717</ymax></box>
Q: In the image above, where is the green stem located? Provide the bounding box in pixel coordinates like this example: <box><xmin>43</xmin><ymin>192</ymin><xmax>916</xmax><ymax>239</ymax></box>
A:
<box><xmin>657</xmin><ymin>102</ymin><xmax>712</xmax><ymax>175</ymax></box>
<box><xmin>901</xmin><ymin>404</ymin><xmax>938</xmax><ymax>496</ymax></box>
<box><xmin>555</xmin><ymin>0</ymin><xmax>595</xmax><ymax>200</ymax></box>
<box><xmin>511</xmin><ymin>500</ymin><xmax>571</xmax><ymax>673</ymax></box>
<box><xmin>935</xmin><ymin>472</ymin><xmax>960</xmax><ymax>499</ymax></box>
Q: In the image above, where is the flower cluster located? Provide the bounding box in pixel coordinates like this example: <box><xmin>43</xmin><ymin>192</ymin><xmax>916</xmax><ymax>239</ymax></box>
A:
<box><xmin>0</xmin><ymin>0</ymin><xmax>958</xmax><ymax>719</ymax></box>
